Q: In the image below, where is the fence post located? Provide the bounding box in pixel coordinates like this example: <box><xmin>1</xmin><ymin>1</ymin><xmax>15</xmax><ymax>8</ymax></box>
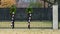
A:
<box><xmin>53</xmin><ymin>5</ymin><xmax>58</xmax><ymax>29</ymax></box>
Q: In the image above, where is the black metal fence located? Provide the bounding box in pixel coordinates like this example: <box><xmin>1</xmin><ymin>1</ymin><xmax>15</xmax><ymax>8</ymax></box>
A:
<box><xmin>0</xmin><ymin>8</ymin><xmax>52</xmax><ymax>21</ymax></box>
<box><xmin>0</xmin><ymin>8</ymin><xmax>60</xmax><ymax>29</ymax></box>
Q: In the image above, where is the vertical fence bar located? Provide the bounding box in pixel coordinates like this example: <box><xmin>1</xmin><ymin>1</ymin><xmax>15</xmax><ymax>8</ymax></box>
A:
<box><xmin>11</xmin><ymin>12</ymin><xmax>15</xmax><ymax>29</ymax></box>
<box><xmin>28</xmin><ymin>13</ymin><xmax>31</xmax><ymax>29</ymax></box>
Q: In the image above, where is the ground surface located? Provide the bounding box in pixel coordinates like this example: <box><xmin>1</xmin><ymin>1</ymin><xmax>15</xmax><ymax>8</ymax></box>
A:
<box><xmin>0</xmin><ymin>21</ymin><xmax>60</xmax><ymax>34</ymax></box>
<box><xmin>0</xmin><ymin>21</ymin><xmax>52</xmax><ymax>29</ymax></box>
<box><xmin>0</xmin><ymin>29</ymin><xmax>60</xmax><ymax>34</ymax></box>
<box><xmin>0</xmin><ymin>21</ymin><xmax>60</xmax><ymax>29</ymax></box>
<box><xmin>0</xmin><ymin>21</ymin><xmax>60</xmax><ymax>28</ymax></box>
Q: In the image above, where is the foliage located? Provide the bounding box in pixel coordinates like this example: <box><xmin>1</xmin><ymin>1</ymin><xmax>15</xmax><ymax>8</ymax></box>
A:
<box><xmin>10</xmin><ymin>5</ymin><xmax>16</xmax><ymax>14</ymax></box>
<box><xmin>25</xmin><ymin>1</ymin><xmax>42</xmax><ymax>14</ymax></box>
<box><xmin>0</xmin><ymin>0</ymin><xmax>16</xmax><ymax>8</ymax></box>
<box><xmin>29</xmin><ymin>2</ymin><xmax>42</xmax><ymax>8</ymax></box>
<box><xmin>25</xmin><ymin>8</ymin><xmax>33</xmax><ymax>14</ymax></box>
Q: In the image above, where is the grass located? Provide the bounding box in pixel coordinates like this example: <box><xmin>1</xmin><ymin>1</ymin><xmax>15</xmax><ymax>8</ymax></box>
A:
<box><xmin>0</xmin><ymin>21</ymin><xmax>60</xmax><ymax>29</ymax></box>
<box><xmin>0</xmin><ymin>21</ymin><xmax>52</xmax><ymax>27</ymax></box>
<box><xmin>0</xmin><ymin>21</ymin><xmax>52</xmax><ymax>28</ymax></box>
<box><xmin>0</xmin><ymin>21</ymin><xmax>60</xmax><ymax>34</ymax></box>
